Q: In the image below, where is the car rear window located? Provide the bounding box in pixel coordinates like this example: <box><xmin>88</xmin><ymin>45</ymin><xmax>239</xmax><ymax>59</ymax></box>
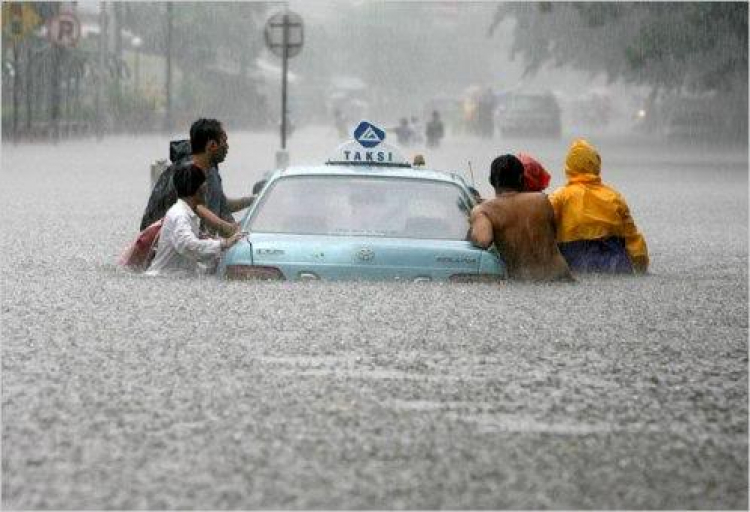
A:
<box><xmin>248</xmin><ymin>175</ymin><xmax>472</xmax><ymax>240</ymax></box>
<box><xmin>510</xmin><ymin>95</ymin><xmax>556</xmax><ymax>111</ymax></box>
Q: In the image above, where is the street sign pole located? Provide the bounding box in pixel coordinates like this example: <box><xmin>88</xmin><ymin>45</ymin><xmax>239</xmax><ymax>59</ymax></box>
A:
<box><xmin>12</xmin><ymin>42</ymin><xmax>19</xmax><ymax>140</ymax></box>
<box><xmin>265</xmin><ymin>10</ymin><xmax>302</xmax><ymax>169</ymax></box>
<box><xmin>95</xmin><ymin>2</ymin><xmax>107</xmax><ymax>139</ymax></box>
<box><xmin>46</xmin><ymin>9</ymin><xmax>81</xmax><ymax>141</ymax></box>
<box><xmin>164</xmin><ymin>2</ymin><xmax>173</xmax><ymax>133</ymax></box>
<box><xmin>280</xmin><ymin>13</ymin><xmax>288</xmax><ymax>151</ymax></box>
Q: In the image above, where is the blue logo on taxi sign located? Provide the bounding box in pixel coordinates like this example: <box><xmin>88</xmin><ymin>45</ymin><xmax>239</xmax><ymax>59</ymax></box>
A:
<box><xmin>353</xmin><ymin>121</ymin><xmax>385</xmax><ymax>148</ymax></box>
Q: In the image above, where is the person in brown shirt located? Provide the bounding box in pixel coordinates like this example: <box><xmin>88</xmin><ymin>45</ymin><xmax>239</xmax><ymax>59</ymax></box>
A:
<box><xmin>469</xmin><ymin>154</ymin><xmax>573</xmax><ymax>282</ymax></box>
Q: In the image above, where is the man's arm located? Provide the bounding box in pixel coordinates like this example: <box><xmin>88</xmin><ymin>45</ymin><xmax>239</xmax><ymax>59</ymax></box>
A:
<box><xmin>172</xmin><ymin>213</ymin><xmax>222</xmax><ymax>261</ymax></box>
<box><xmin>196</xmin><ymin>205</ymin><xmax>238</xmax><ymax>236</ymax></box>
<box><xmin>172</xmin><ymin>214</ymin><xmax>243</xmax><ymax>262</ymax></box>
<box><xmin>469</xmin><ymin>206</ymin><xmax>494</xmax><ymax>249</ymax></box>
<box><xmin>226</xmin><ymin>195</ymin><xmax>255</xmax><ymax>214</ymax></box>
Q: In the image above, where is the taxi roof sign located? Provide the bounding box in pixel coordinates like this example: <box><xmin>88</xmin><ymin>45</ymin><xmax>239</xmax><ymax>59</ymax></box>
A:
<box><xmin>353</xmin><ymin>121</ymin><xmax>385</xmax><ymax>148</ymax></box>
<box><xmin>326</xmin><ymin>121</ymin><xmax>410</xmax><ymax>168</ymax></box>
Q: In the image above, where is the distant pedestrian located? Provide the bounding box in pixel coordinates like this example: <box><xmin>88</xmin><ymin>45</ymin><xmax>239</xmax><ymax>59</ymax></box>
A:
<box><xmin>146</xmin><ymin>165</ymin><xmax>242</xmax><ymax>277</ymax></box>
<box><xmin>426</xmin><ymin>110</ymin><xmax>445</xmax><ymax>148</ymax></box>
<box><xmin>549</xmin><ymin>139</ymin><xmax>649</xmax><ymax>273</ymax></box>
<box><xmin>393</xmin><ymin>117</ymin><xmax>414</xmax><ymax>146</ymax></box>
<box><xmin>477</xmin><ymin>87</ymin><xmax>496</xmax><ymax>138</ymax></box>
<box><xmin>470</xmin><ymin>154</ymin><xmax>572</xmax><ymax>281</ymax></box>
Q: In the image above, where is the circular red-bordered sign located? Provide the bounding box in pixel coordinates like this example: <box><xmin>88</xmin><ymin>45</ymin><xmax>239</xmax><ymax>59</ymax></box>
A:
<box><xmin>47</xmin><ymin>13</ymin><xmax>80</xmax><ymax>47</ymax></box>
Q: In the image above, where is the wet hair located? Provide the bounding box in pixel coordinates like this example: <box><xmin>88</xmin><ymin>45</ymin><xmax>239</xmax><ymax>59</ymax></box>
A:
<box><xmin>190</xmin><ymin>118</ymin><xmax>224</xmax><ymax>154</ymax></box>
<box><xmin>173</xmin><ymin>164</ymin><xmax>206</xmax><ymax>198</ymax></box>
<box><xmin>489</xmin><ymin>154</ymin><xmax>525</xmax><ymax>191</ymax></box>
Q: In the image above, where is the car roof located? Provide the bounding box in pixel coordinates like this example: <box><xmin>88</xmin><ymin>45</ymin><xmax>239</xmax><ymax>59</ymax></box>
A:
<box><xmin>258</xmin><ymin>120</ymin><xmax>474</xmax><ymax>191</ymax></box>
<box><xmin>269</xmin><ymin>164</ymin><xmax>472</xmax><ymax>189</ymax></box>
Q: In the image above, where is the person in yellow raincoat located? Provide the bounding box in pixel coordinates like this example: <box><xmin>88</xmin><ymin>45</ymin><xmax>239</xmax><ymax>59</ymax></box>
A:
<box><xmin>549</xmin><ymin>139</ymin><xmax>649</xmax><ymax>274</ymax></box>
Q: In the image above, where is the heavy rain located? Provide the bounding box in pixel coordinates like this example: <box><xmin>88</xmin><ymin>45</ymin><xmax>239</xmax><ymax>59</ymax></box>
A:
<box><xmin>2</xmin><ymin>1</ymin><xmax>747</xmax><ymax>509</ymax></box>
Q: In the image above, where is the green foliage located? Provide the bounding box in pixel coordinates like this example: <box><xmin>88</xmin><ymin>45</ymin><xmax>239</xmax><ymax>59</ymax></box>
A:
<box><xmin>492</xmin><ymin>2</ymin><xmax>747</xmax><ymax>94</ymax></box>
<box><xmin>121</xmin><ymin>2</ymin><xmax>269</xmax><ymax>78</ymax></box>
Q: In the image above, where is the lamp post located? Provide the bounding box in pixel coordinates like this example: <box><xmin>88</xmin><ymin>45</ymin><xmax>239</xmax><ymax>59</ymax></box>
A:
<box><xmin>131</xmin><ymin>36</ymin><xmax>142</xmax><ymax>96</ymax></box>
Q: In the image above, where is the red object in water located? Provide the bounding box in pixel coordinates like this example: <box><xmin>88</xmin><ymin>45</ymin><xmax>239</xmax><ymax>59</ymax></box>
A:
<box><xmin>518</xmin><ymin>153</ymin><xmax>551</xmax><ymax>192</ymax></box>
<box><xmin>117</xmin><ymin>219</ymin><xmax>163</xmax><ymax>270</ymax></box>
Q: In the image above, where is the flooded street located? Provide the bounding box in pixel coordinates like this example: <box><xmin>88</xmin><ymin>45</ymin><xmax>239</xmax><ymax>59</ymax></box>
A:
<box><xmin>2</xmin><ymin>127</ymin><xmax>747</xmax><ymax>509</ymax></box>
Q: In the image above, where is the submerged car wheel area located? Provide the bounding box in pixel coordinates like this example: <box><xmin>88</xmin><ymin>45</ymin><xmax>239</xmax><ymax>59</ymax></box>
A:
<box><xmin>219</xmin><ymin>121</ymin><xmax>507</xmax><ymax>282</ymax></box>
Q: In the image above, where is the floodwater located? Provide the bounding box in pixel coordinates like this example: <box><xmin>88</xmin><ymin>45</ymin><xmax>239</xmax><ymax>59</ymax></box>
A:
<box><xmin>2</xmin><ymin>126</ymin><xmax>747</xmax><ymax>509</ymax></box>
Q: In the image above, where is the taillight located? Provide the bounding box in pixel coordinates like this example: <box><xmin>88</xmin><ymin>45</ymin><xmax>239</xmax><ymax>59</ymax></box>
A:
<box><xmin>225</xmin><ymin>265</ymin><xmax>285</xmax><ymax>281</ymax></box>
<box><xmin>449</xmin><ymin>273</ymin><xmax>503</xmax><ymax>283</ymax></box>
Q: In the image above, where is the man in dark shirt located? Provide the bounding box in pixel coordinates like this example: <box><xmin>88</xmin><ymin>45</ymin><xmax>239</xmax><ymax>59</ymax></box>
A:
<box><xmin>469</xmin><ymin>154</ymin><xmax>573</xmax><ymax>282</ymax></box>
<box><xmin>140</xmin><ymin>118</ymin><xmax>255</xmax><ymax>235</ymax></box>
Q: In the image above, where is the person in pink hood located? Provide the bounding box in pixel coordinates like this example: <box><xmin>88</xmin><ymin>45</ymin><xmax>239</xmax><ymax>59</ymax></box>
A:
<box><xmin>518</xmin><ymin>153</ymin><xmax>551</xmax><ymax>192</ymax></box>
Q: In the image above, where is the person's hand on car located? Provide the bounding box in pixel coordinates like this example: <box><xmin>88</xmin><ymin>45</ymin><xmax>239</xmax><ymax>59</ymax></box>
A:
<box><xmin>220</xmin><ymin>231</ymin><xmax>245</xmax><ymax>250</ymax></box>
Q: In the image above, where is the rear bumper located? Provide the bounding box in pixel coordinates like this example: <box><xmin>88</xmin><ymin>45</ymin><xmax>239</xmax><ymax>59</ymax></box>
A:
<box><xmin>220</xmin><ymin>234</ymin><xmax>507</xmax><ymax>282</ymax></box>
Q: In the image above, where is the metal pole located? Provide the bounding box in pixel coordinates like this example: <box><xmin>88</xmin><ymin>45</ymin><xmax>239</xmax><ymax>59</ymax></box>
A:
<box><xmin>134</xmin><ymin>48</ymin><xmax>140</xmax><ymax>96</ymax></box>
<box><xmin>12</xmin><ymin>42</ymin><xmax>19</xmax><ymax>139</ymax></box>
<box><xmin>25</xmin><ymin>41</ymin><xmax>33</xmax><ymax>134</ymax></box>
<box><xmin>164</xmin><ymin>1</ymin><xmax>173</xmax><ymax>133</ymax></box>
<box><xmin>50</xmin><ymin>46</ymin><xmax>61</xmax><ymax>141</ymax></box>
<box><xmin>280</xmin><ymin>13</ymin><xmax>288</xmax><ymax>150</ymax></box>
<box><xmin>113</xmin><ymin>2</ymin><xmax>122</xmax><ymax>126</ymax></box>
<box><xmin>49</xmin><ymin>3</ymin><xmax>62</xmax><ymax>141</ymax></box>
<box><xmin>95</xmin><ymin>1</ymin><xmax>107</xmax><ymax>139</ymax></box>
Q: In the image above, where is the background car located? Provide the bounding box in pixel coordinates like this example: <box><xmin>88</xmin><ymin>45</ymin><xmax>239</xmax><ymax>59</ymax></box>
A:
<box><xmin>661</xmin><ymin>96</ymin><xmax>726</xmax><ymax>141</ymax></box>
<box><xmin>630</xmin><ymin>90</ymin><xmax>745</xmax><ymax>142</ymax></box>
<box><xmin>496</xmin><ymin>92</ymin><xmax>562</xmax><ymax>138</ymax></box>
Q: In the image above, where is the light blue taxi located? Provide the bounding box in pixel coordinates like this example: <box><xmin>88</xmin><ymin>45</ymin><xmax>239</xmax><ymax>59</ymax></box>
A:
<box><xmin>219</xmin><ymin>121</ymin><xmax>507</xmax><ymax>282</ymax></box>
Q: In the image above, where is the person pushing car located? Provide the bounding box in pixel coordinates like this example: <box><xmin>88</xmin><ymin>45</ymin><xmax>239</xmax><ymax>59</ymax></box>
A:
<box><xmin>140</xmin><ymin>118</ymin><xmax>255</xmax><ymax>237</ymax></box>
<box><xmin>146</xmin><ymin>165</ymin><xmax>243</xmax><ymax>276</ymax></box>
<box><xmin>548</xmin><ymin>139</ymin><xmax>649</xmax><ymax>274</ymax></box>
<box><xmin>469</xmin><ymin>154</ymin><xmax>573</xmax><ymax>282</ymax></box>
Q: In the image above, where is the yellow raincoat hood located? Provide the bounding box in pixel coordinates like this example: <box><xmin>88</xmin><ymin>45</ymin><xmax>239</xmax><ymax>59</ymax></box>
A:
<box><xmin>549</xmin><ymin>139</ymin><xmax>649</xmax><ymax>272</ymax></box>
<box><xmin>565</xmin><ymin>138</ymin><xmax>601</xmax><ymax>182</ymax></box>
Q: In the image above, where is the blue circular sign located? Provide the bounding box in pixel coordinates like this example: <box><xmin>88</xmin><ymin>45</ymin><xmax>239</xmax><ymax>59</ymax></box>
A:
<box><xmin>353</xmin><ymin>121</ymin><xmax>385</xmax><ymax>148</ymax></box>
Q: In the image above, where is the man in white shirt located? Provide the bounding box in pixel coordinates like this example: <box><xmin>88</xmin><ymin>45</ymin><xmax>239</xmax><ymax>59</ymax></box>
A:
<box><xmin>146</xmin><ymin>165</ymin><xmax>242</xmax><ymax>276</ymax></box>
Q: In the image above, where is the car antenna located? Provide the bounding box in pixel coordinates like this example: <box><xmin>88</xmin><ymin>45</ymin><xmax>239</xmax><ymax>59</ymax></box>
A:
<box><xmin>467</xmin><ymin>161</ymin><xmax>476</xmax><ymax>187</ymax></box>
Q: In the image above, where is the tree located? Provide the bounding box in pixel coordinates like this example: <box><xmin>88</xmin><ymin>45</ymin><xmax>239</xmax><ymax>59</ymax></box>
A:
<box><xmin>490</xmin><ymin>2</ymin><xmax>747</xmax><ymax>95</ymax></box>
<box><xmin>120</xmin><ymin>2</ymin><xmax>269</xmax><ymax>128</ymax></box>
